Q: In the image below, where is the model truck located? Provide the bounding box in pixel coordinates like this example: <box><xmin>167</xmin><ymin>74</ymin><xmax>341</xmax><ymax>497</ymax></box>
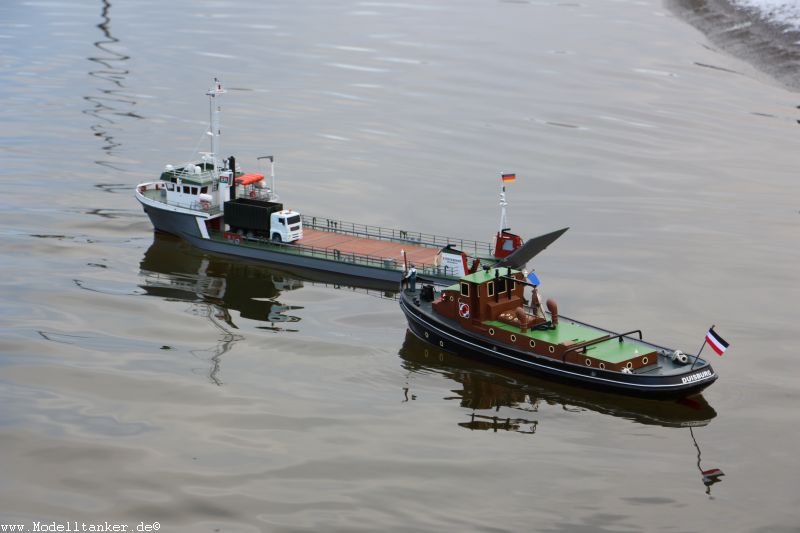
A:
<box><xmin>224</xmin><ymin>198</ymin><xmax>303</xmax><ymax>243</ymax></box>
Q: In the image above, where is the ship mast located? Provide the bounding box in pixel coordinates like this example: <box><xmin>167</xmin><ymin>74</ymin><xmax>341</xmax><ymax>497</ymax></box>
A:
<box><xmin>499</xmin><ymin>183</ymin><xmax>509</xmax><ymax>233</ymax></box>
<box><xmin>206</xmin><ymin>78</ymin><xmax>226</xmax><ymax>173</ymax></box>
<box><xmin>498</xmin><ymin>172</ymin><xmax>516</xmax><ymax>233</ymax></box>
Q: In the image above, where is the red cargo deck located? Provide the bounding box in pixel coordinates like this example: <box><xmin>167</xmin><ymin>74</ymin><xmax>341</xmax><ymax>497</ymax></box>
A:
<box><xmin>298</xmin><ymin>228</ymin><xmax>441</xmax><ymax>266</ymax></box>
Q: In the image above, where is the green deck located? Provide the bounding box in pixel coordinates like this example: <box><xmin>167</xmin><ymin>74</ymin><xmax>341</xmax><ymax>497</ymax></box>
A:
<box><xmin>483</xmin><ymin>320</ymin><xmax>649</xmax><ymax>363</ymax></box>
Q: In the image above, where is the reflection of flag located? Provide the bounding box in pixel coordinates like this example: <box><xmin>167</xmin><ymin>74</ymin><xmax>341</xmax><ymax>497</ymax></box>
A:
<box><xmin>501</xmin><ymin>173</ymin><xmax>516</xmax><ymax>183</ymax></box>
<box><xmin>705</xmin><ymin>328</ymin><xmax>729</xmax><ymax>356</ymax></box>
<box><xmin>527</xmin><ymin>271</ymin><xmax>540</xmax><ymax>286</ymax></box>
<box><xmin>701</xmin><ymin>468</ymin><xmax>725</xmax><ymax>486</ymax></box>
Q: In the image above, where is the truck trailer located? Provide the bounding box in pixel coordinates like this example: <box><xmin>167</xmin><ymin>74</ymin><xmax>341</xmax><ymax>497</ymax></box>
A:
<box><xmin>224</xmin><ymin>198</ymin><xmax>303</xmax><ymax>243</ymax></box>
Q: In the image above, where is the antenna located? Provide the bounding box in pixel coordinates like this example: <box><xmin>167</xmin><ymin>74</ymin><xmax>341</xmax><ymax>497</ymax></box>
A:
<box><xmin>257</xmin><ymin>155</ymin><xmax>275</xmax><ymax>196</ymax></box>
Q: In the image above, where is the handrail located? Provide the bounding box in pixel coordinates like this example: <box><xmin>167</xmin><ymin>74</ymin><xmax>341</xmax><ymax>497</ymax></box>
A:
<box><xmin>615</xmin><ymin>329</ymin><xmax>643</xmax><ymax>341</ymax></box>
<box><xmin>303</xmin><ymin>214</ymin><xmax>495</xmax><ymax>257</ymax></box>
<box><xmin>561</xmin><ymin>335</ymin><xmax>613</xmax><ymax>359</ymax></box>
<box><xmin>161</xmin><ymin>165</ymin><xmax>217</xmax><ymax>183</ymax></box>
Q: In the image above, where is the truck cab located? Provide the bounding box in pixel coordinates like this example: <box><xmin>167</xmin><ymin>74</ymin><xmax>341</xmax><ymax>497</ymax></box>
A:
<box><xmin>271</xmin><ymin>210</ymin><xmax>303</xmax><ymax>242</ymax></box>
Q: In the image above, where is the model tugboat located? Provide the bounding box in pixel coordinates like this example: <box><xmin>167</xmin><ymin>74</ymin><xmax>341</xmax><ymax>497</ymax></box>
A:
<box><xmin>135</xmin><ymin>79</ymin><xmax>568</xmax><ymax>286</ymax></box>
<box><xmin>400</xmin><ymin>267</ymin><xmax>718</xmax><ymax>398</ymax></box>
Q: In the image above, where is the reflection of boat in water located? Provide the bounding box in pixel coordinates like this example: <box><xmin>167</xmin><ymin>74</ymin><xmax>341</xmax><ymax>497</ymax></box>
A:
<box><xmin>140</xmin><ymin>232</ymin><xmax>401</xmax><ymax>307</ymax></box>
<box><xmin>400</xmin><ymin>330</ymin><xmax>724</xmax><ymax>493</ymax></box>
<box><xmin>139</xmin><ymin>232</ymin><xmax>307</xmax><ymax>328</ymax></box>
<box><xmin>398</xmin><ymin>330</ymin><xmax>717</xmax><ymax>429</ymax></box>
<box><xmin>139</xmin><ymin>233</ymin><xmax>310</xmax><ymax>384</ymax></box>
<box><xmin>138</xmin><ymin>233</ymin><xmax>401</xmax><ymax>383</ymax></box>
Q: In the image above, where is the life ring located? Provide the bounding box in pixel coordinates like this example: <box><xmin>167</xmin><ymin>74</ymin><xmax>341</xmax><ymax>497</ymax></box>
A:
<box><xmin>458</xmin><ymin>302</ymin><xmax>470</xmax><ymax>318</ymax></box>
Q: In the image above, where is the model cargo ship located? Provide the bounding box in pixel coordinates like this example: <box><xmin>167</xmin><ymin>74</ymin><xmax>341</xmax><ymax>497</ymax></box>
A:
<box><xmin>400</xmin><ymin>267</ymin><xmax>718</xmax><ymax>398</ymax></box>
<box><xmin>135</xmin><ymin>79</ymin><xmax>567</xmax><ymax>286</ymax></box>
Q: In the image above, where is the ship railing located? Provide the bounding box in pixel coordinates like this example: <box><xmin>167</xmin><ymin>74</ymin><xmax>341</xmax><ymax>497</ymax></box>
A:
<box><xmin>302</xmin><ymin>215</ymin><xmax>495</xmax><ymax>257</ymax></box>
<box><xmin>137</xmin><ymin>183</ymin><xmax>222</xmax><ymax>214</ymax></box>
<box><xmin>235</xmin><ymin>184</ymin><xmax>277</xmax><ymax>202</ymax></box>
<box><xmin>163</xmin><ymin>166</ymin><xmax>218</xmax><ymax>183</ymax></box>
<box><xmin>170</xmin><ymin>197</ymin><xmax>222</xmax><ymax>214</ymax></box>
<box><xmin>218</xmin><ymin>231</ymin><xmax>445</xmax><ymax>276</ymax></box>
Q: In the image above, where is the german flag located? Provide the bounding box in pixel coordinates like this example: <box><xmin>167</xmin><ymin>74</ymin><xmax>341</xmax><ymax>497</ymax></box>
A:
<box><xmin>501</xmin><ymin>173</ymin><xmax>516</xmax><ymax>183</ymax></box>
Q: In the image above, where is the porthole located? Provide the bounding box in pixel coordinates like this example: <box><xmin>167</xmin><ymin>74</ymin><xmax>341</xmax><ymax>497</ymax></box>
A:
<box><xmin>599</xmin><ymin>362</ymin><xmax>606</xmax><ymax>370</ymax></box>
<box><xmin>529</xmin><ymin>339</ymin><xmax>536</xmax><ymax>348</ymax></box>
<box><xmin>548</xmin><ymin>346</ymin><xmax>555</xmax><ymax>354</ymax></box>
<box><xmin>424</xmin><ymin>331</ymin><xmax>429</xmax><ymax>339</ymax></box>
<box><xmin>585</xmin><ymin>359</ymin><xmax>592</xmax><ymax>366</ymax></box>
<box><xmin>626</xmin><ymin>362</ymin><xmax>633</xmax><ymax>369</ymax></box>
<box><xmin>510</xmin><ymin>334</ymin><xmax>517</xmax><ymax>342</ymax></box>
<box><xmin>439</xmin><ymin>340</ymin><xmax>444</xmax><ymax>348</ymax></box>
<box><xmin>642</xmin><ymin>357</ymin><xmax>649</xmax><ymax>365</ymax></box>
<box><xmin>448</xmin><ymin>296</ymin><xmax>454</xmax><ymax>302</ymax></box>
<box><xmin>488</xmin><ymin>328</ymin><xmax>495</xmax><ymax>336</ymax></box>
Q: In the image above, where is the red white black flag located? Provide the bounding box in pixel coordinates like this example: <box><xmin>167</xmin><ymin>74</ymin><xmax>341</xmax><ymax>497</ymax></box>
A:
<box><xmin>705</xmin><ymin>327</ymin><xmax>729</xmax><ymax>356</ymax></box>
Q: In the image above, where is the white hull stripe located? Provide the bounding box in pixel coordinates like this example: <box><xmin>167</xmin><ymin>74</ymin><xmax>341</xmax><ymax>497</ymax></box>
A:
<box><xmin>196</xmin><ymin>217</ymin><xmax>209</xmax><ymax>239</ymax></box>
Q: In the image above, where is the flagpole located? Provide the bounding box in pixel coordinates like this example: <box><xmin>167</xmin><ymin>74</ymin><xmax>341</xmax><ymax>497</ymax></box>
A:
<box><xmin>690</xmin><ymin>324</ymin><xmax>714</xmax><ymax>370</ymax></box>
<box><xmin>499</xmin><ymin>183</ymin><xmax>508</xmax><ymax>233</ymax></box>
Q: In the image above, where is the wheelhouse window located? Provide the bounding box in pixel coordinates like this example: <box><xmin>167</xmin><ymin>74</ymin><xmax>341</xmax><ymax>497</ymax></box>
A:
<box><xmin>487</xmin><ymin>281</ymin><xmax>495</xmax><ymax>297</ymax></box>
<box><xmin>460</xmin><ymin>282</ymin><xmax>470</xmax><ymax>297</ymax></box>
<box><xmin>191</xmin><ymin>187</ymin><xmax>198</xmax><ymax>195</ymax></box>
<box><xmin>497</xmin><ymin>277</ymin><xmax>507</xmax><ymax>294</ymax></box>
<box><xmin>200</xmin><ymin>186</ymin><xmax>208</xmax><ymax>194</ymax></box>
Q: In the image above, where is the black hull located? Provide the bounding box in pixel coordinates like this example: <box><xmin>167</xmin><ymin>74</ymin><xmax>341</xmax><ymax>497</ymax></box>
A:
<box><xmin>400</xmin><ymin>293</ymin><xmax>717</xmax><ymax>400</ymax></box>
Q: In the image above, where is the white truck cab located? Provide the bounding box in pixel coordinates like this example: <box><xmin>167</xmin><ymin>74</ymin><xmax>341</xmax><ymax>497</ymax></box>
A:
<box><xmin>271</xmin><ymin>210</ymin><xmax>303</xmax><ymax>242</ymax></box>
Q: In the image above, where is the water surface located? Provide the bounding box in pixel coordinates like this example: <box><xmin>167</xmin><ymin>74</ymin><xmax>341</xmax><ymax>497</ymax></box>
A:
<box><xmin>1</xmin><ymin>0</ymin><xmax>799</xmax><ymax>531</ymax></box>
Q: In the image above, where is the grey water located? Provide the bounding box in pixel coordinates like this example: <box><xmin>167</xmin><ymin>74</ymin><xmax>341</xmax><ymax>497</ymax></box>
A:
<box><xmin>1</xmin><ymin>0</ymin><xmax>799</xmax><ymax>531</ymax></box>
